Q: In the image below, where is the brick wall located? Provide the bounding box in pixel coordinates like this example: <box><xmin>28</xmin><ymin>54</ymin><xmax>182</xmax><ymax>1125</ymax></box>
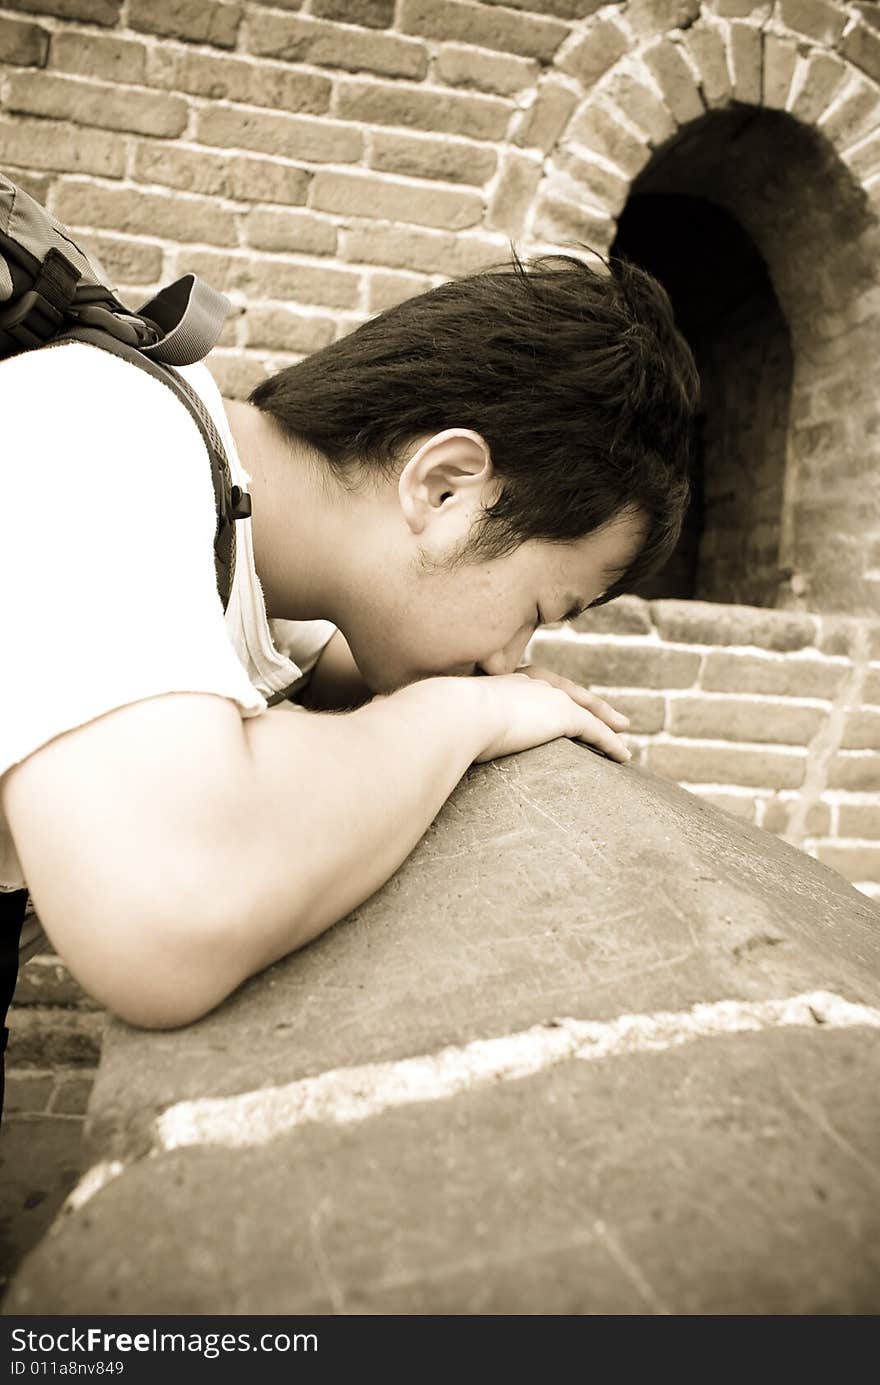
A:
<box><xmin>5</xmin><ymin>951</ymin><xmax>103</xmax><ymax>1120</ymax></box>
<box><xmin>2</xmin><ymin>4</ymin><xmax>879</xmax><ymax>609</ymax></box>
<box><xmin>531</xmin><ymin>595</ymin><xmax>880</xmax><ymax>901</ymax></box>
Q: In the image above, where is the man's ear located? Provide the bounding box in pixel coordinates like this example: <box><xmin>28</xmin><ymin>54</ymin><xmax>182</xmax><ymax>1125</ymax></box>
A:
<box><xmin>398</xmin><ymin>429</ymin><xmax>494</xmax><ymax>536</ymax></box>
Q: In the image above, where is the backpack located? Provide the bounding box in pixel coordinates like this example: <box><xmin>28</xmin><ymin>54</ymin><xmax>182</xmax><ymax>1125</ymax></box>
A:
<box><xmin>0</xmin><ymin>172</ymin><xmax>252</xmax><ymax>609</ymax></box>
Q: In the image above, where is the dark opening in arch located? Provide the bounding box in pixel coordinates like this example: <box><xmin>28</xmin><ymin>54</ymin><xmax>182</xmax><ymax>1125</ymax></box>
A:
<box><xmin>612</xmin><ymin>192</ymin><xmax>793</xmax><ymax>607</ymax></box>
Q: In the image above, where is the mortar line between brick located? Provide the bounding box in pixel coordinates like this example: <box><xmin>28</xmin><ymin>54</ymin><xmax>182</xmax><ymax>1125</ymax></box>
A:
<box><xmin>785</xmin><ymin>623</ymin><xmax>870</xmax><ymax>846</ymax></box>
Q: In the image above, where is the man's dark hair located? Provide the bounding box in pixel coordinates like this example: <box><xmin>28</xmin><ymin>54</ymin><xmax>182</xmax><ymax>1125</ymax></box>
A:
<box><xmin>249</xmin><ymin>249</ymin><xmax>700</xmax><ymax>601</ymax></box>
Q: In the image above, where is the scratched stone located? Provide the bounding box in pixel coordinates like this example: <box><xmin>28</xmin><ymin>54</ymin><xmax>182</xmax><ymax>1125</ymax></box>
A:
<box><xmin>7</xmin><ymin>740</ymin><xmax>880</xmax><ymax>1313</ymax></box>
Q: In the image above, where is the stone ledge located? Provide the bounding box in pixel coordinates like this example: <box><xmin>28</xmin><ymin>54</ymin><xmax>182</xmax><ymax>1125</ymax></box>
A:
<box><xmin>9</xmin><ymin>740</ymin><xmax>880</xmax><ymax>1314</ymax></box>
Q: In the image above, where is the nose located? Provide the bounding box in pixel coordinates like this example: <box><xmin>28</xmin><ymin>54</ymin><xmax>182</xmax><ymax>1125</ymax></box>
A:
<box><xmin>478</xmin><ymin>624</ymin><xmax>534</xmax><ymax>678</ymax></box>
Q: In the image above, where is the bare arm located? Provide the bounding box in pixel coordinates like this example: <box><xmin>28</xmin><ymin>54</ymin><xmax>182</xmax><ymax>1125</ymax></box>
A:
<box><xmin>1</xmin><ymin>675</ymin><xmax>628</xmax><ymax>1029</ymax></box>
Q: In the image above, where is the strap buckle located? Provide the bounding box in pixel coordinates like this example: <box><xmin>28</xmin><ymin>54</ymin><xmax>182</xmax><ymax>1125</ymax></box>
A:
<box><xmin>0</xmin><ymin>246</ymin><xmax>80</xmax><ymax>354</ymax></box>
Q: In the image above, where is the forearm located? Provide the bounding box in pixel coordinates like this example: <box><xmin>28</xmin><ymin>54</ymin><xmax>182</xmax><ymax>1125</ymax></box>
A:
<box><xmin>229</xmin><ymin>677</ymin><xmax>485</xmax><ymax>978</ymax></box>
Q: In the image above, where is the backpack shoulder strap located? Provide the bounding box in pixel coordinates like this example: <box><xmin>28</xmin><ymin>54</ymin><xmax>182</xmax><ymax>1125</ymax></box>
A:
<box><xmin>53</xmin><ymin>329</ymin><xmax>250</xmax><ymax>611</ymax></box>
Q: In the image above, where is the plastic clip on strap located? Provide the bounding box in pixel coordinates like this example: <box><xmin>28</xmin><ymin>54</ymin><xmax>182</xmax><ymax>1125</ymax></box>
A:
<box><xmin>0</xmin><ymin>246</ymin><xmax>80</xmax><ymax>354</ymax></box>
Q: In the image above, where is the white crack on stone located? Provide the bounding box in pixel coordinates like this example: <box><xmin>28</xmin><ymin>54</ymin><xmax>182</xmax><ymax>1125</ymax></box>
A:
<box><xmin>157</xmin><ymin>990</ymin><xmax>880</xmax><ymax>1152</ymax></box>
<box><xmin>61</xmin><ymin>989</ymin><xmax>880</xmax><ymax>1213</ymax></box>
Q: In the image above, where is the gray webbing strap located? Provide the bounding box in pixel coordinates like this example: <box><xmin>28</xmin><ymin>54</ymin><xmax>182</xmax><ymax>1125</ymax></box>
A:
<box><xmin>138</xmin><ymin>274</ymin><xmax>231</xmax><ymax>368</ymax></box>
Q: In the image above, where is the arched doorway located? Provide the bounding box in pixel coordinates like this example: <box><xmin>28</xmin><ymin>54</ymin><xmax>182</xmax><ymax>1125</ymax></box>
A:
<box><xmin>613</xmin><ymin>191</ymin><xmax>793</xmax><ymax>608</ymax></box>
<box><xmin>602</xmin><ymin>106</ymin><xmax>880</xmax><ymax>615</ymax></box>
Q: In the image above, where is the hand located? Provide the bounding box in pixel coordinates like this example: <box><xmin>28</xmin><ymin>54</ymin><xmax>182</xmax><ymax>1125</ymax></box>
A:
<box><xmin>471</xmin><ymin>669</ymin><xmax>632</xmax><ymax>765</ymax></box>
<box><xmin>514</xmin><ymin>664</ymin><xmax>630</xmax><ymax>736</ymax></box>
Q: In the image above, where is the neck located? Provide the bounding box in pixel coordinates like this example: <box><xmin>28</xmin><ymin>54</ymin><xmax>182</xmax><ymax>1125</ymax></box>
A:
<box><xmin>222</xmin><ymin>399</ymin><xmax>350</xmax><ymax>624</ymax></box>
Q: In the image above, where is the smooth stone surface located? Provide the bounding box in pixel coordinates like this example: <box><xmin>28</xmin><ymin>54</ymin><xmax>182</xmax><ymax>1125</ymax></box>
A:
<box><xmin>6</xmin><ymin>740</ymin><xmax>880</xmax><ymax>1314</ymax></box>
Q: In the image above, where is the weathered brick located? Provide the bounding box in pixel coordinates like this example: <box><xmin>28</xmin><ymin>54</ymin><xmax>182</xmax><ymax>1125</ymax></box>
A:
<box><xmin>820</xmin><ymin>617</ymin><xmax>870</xmax><ymax>659</ymax></box>
<box><xmin>728</xmin><ymin>21</ymin><xmax>762</xmax><ymax>107</ymax></box>
<box><xmin>312</xmin><ymin>0</ymin><xmax>394</xmax><ymax>25</ymax></box>
<box><xmin>399</xmin><ymin>0</ymin><xmax>568</xmax><ymax>63</ymax></box>
<box><xmin>625</xmin><ymin>0</ymin><xmax>701</xmax><ymax>39</ymax></box>
<box><xmin>0</xmin><ymin>114</ymin><xmax>125</xmax><ymax>177</ymax></box>
<box><xmin>245</xmin><ymin>207</ymin><xmax>336</xmax><ymax>255</ymax></box>
<box><xmin>816</xmin><ymin>843</ymin><xmax>880</xmax><ymax>882</ymax></box>
<box><xmin>789</xmin><ymin>51</ymin><xmax>848</xmax><ymax>125</ymax></box>
<box><xmin>838</xmin><ymin>802</ymin><xmax>880</xmax><ymax>837</ymax></box>
<box><xmin>207</xmin><ymin>350</ymin><xmax>273</xmax><ymax>401</ymax></box>
<box><xmin>128</xmin><ymin>0</ymin><xmax>242</xmax><ymax>48</ymax></box>
<box><xmin>603</xmin><ymin>72</ymin><xmax>677</xmax><ymax>146</ymax></box>
<box><xmin>513</xmin><ymin>78</ymin><xmax>578</xmax><ymax>153</ymax></box>
<box><xmin>841</xmin><ymin>708</ymin><xmax>880</xmax><ymax>750</ymax></box>
<box><xmin>827</xmin><ymin>752</ymin><xmax>880</xmax><ymax>791</ymax></box>
<box><xmin>572</xmin><ymin>595</ymin><xmax>653</xmax><ymax>636</ymax></box>
<box><xmin>335</xmin><ymin>80</ymin><xmax>512</xmax><ymax>141</ymax></box>
<box><xmin>367</xmin><ymin>269</ymin><xmax>433</xmax><ymax>312</ymax></box>
<box><xmin>248</xmin><ymin>260</ymin><xmax>361</xmax><ymax>310</ymax></box>
<box><xmin>53</xmin><ymin>181</ymin><xmax>239</xmax><ymax>246</ymax></box>
<box><xmin>531</xmin><ymin>192</ymin><xmax>614</xmax><ymax>250</ymax></box>
<box><xmin>4</xmin><ymin>72</ymin><xmax>187</xmax><ymax>139</ymax></box>
<box><xmin>487</xmin><ymin>151</ymin><xmax>543</xmax><ymax>237</ymax></box>
<box><xmin>761</xmin><ymin>797</ymin><xmax>832</xmax><ymax>835</ymax></box>
<box><xmin>529</xmin><ymin>636</ymin><xmax>701</xmax><ymax>688</ymax></box>
<box><xmin>865</xmin><ymin>667</ymin><xmax>880</xmax><ymax>704</ymax></box>
<box><xmin>3</xmin><ymin>1072</ymin><xmax>54</xmax><ymax>1113</ymax></box>
<box><xmin>146</xmin><ymin>46</ymin><xmax>331</xmax><ymax>113</ymax></box>
<box><xmin>552</xmin><ymin>149</ymin><xmax>629</xmax><ymax>216</ymax></box>
<box><xmin>844</xmin><ymin>131</ymin><xmax>880</xmax><ymax>180</ymax></box>
<box><xmin>701</xmin><ymin>651</ymin><xmax>847</xmax><ymax>699</ymax></box>
<box><xmin>52</xmin><ymin>31</ymin><xmax>146</xmax><ymax>83</ymax></box>
<box><xmin>642</xmin><ymin>39</ymin><xmax>705</xmax><ymax>124</ymax></box>
<box><xmin>310</xmin><ymin>169</ymin><xmax>483</xmax><ymax>231</ymax></box>
<box><xmin>134</xmin><ymin>143</ymin><xmax>311</xmax><ymax>207</ymax></box>
<box><xmin>476</xmin><ymin>0</ymin><xmax>605</xmax><ymax>15</ymax></box>
<box><xmin>651</xmin><ymin>600</ymin><xmax>818</xmax><ymax>651</ymax></box>
<box><xmin>0</xmin><ymin>0</ymin><xmax>119</xmax><ymax>23</ymax></box>
<box><xmin>368</xmin><ymin>131</ymin><xmax>497</xmax><ymax>186</ymax></box>
<box><xmin>78</xmin><ymin>233</ymin><xmax>164</xmax><ymax>286</ymax></box>
<box><xmin>567</xmin><ymin>103</ymin><xmax>652</xmax><ymax>178</ymax></box>
<box><xmin>0</xmin><ymin>14</ymin><xmax>48</xmax><ymax>65</ymax></box>
<box><xmin>50</xmin><ymin>1072</ymin><xmax>96</xmax><ymax>1115</ymax></box>
<box><xmin>246</xmin><ymin>10</ymin><xmax>427</xmax><ymax>79</ymax></box>
<box><xmin>668</xmin><ymin>695</ymin><xmax>825</xmax><ymax>745</ymax></box>
<box><xmin>599</xmin><ymin>691</ymin><xmax>666</xmax><ymax>733</ymax></box>
<box><xmin>197</xmin><ymin>106</ymin><xmax>363</xmax><ymax>163</ymax></box>
<box><xmin>818</xmin><ymin>77</ymin><xmax>880</xmax><ymax>149</ymax></box>
<box><xmin>434</xmin><ymin>43</ymin><xmax>538</xmax><ymax>98</ymax></box>
<box><xmin>2</xmin><ymin>166</ymin><xmax>51</xmax><ymax>202</ymax></box>
<box><xmin>340</xmin><ymin>223</ymin><xmax>505</xmax><ymax>277</ymax></box>
<box><xmin>648</xmin><ymin>742</ymin><xmax>806</xmax><ymax>789</ymax></box>
<box><xmin>6</xmin><ymin>1010</ymin><xmax>105</xmax><ymax>1068</ymax></box>
<box><xmin>559</xmin><ymin>19</ymin><xmax>628</xmax><ymax>86</ymax></box>
<box><xmin>693</xmin><ymin>789</ymin><xmax>758</xmax><ymax>821</ymax></box>
<box><xmin>763</xmin><ymin>34</ymin><xmax>799</xmax><ymax>111</ymax></box>
<box><xmin>682</xmin><ymin>23</ymin><xmax>732</xmax><ymax>109</ymax></box>
<box><xmin>712</xmin><ymin>0</ymin><xmax>772</xmax><ymax>16</ymax></box>
<box><xmin>244</xmin><ymin>305</ymin><xmax>337</xmax><ymax>353</ymax></box>
<box><xmin>779</xmin><ymin>0</ymin><xmax>846</xmax><ymax>43</ymax></box>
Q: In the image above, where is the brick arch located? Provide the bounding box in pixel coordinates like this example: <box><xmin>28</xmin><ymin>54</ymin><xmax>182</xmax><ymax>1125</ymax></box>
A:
<box><xmin>519</xmin><ymin>5</ymin><xmax>880</xmax><ymax>616</ymax></box>
<box><xmin>526</xmin><ymin>6</ymin><xmax>880</xmax><ymax>253</ymax></box>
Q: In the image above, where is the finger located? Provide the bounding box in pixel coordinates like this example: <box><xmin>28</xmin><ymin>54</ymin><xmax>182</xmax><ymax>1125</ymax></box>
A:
<box><xmin>517</xmin><ymin>666</ymin><xmax>630</xmax><ymax>731</ymax></box>
<box><xmin>574</xmin><ymin>710</ymin><xmax>632</xmax><ymax>763</ymax></box>
<box><xmin>545</xmin><ymin>676</ymin><xmax>630</xmax><ymax>729</ymax></box>
<box><xmin>571</xmin><ymin>689</ymin><xmax>630</xmax><ymax>729</ymax></box>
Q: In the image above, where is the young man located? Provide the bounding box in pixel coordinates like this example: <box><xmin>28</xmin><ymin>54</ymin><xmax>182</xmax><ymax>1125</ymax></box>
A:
<box><xmin>0</xmin><ymin>251</ymin><xmax>698</xmax><ymax>1037</ymax></box>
